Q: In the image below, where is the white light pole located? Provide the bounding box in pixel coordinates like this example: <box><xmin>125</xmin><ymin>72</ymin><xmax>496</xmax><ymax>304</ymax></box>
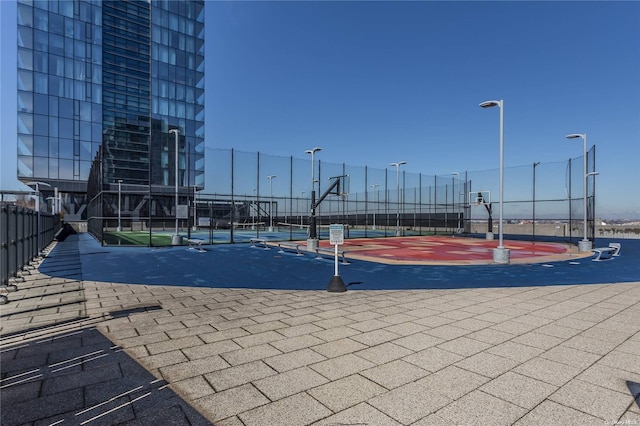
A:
<box><xmin>566</xmin><ymin>133</ymin><xmax>593</xmax><ymax>252</ymax></box>
<box><xmin>117</xmin><ymin>179</ymin><xmax>123</xmax><ymax>232</ymax></box>
<box><xmin>305</xmin><ymin>147</ymin><xmax>322</xmax><ymax>250</ymax></box>
<box><xmin>267</xmin><ymin>175</ymin><xmax>276</xmax><ymax>232</ymax></box>
<box><xmin>169</xmin><ymin>129</ymin><xmax>181</xmax><ymax>245</ymax></box>
<box><xmin>452</xmin><ymin>172</ymin><xmax>460</xmax><ymax>234</ymax></box>
<box><xmin>26</xmin><ymin>181</ymin><xmax>51</xmax><ymax>252</ymax></box>
<box><xmin>369</xmin><ymin>184</ymin><xmax>379</xmax><ymax>230</ymax></box>
<box><xmin>251</xmin><ymin>188</ymin><xmax>257</xmax><ymax>229</ymax></box>
<box><xmin>389</xmin><ymin>161</ymin><xmax>406</xmax><ymax>237</ymax></box>
<box><xmin>299</xmin><ymin>191</ymin><xmax>305</xmax><ymax>228</ymax></box>
<box><xmin>480</xmin><ymin>99</ymin><xmax>509</xmax><ymax>264</ymax></box>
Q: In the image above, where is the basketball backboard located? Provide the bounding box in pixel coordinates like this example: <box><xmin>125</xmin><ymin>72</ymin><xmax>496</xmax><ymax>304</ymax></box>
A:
<box><xmin>469</xmin><ymin>190</ymin><xmax>491</xmax><ymax>206</ymax></box>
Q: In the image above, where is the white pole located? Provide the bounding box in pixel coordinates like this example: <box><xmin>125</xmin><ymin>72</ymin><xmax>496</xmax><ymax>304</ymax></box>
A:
<box><xmin>334</xmin><ymin>243</ymin><xmax>339</xmax><ymax>276</ymax></box>
<box><xmin>566</xmin><ymin>133</ymin><xmax>591</xmax><ymax>251</ymax></box>
<box><xmin>389</xmin><ymin>162</ymin><xmax>406</xmax><ymax>236</ymax></box>
<box><xmin>498</xmin><ymin>101</ymin><xmax>504</xmax><ymax>250</ymax></box>
<box><xmin>169</xmin><ymin>129</ymin><xmax>181</xmax><ymax>245</ymax></box>
<box><xmin>582</xmin><ymin>134</ymin><xmax>588</xmax><ymax>243</ymax></box>
<box><xmin>267</xmin><ymin>175</ymin><xmax>276</xmax><ymax>232</ymax></box>
<box><xmin>479</xmin><ymin>100</ymin><xmax>509</xmax><ymax>263</ymax></box>
<box><xmin>117</xmin><ymin>179</ymin><xmax>123</xmax><ymax>232</ymax></box>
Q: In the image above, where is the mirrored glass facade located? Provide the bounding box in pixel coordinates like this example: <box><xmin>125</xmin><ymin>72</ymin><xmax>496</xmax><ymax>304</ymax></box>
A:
<box><xmin>17</xmin><ymin>0</ymin><xmax>205</xmax><ymax>196</ymax></box>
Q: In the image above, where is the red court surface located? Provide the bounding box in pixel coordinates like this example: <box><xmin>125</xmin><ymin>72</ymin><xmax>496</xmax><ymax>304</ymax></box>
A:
<box><xmin>315</xmin><ymin>236</ymin><xmax>590</xmax><ymax>265</ymax></box>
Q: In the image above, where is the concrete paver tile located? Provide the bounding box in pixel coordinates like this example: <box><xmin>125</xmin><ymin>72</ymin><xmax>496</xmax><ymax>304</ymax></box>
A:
<box><xmin>455</xmin><ymin>351</ymin><xmax>519</xmax><ymax>378</ymax></box>
<box><xmin>355</xmin><ymin>342</ymin><xmax>413</xmax><ymax>365</ymax></box>
<box><xmin>368</xmin><ymin>381</ymin><xmax>452</xmax><ymax>425</ymax></box>
<box><xmin>172</xmin><ymin>375</ymin><xmax>215</xmax><ymax>400</ymax></box>
<box><xmin>308</xmin><ymin>374</ymin><xmax>387</xmax><ymax>412</ymax></box>
<box><xmin>436</xmin><ymin>336</ymin><xmax>492</xmax><ymax>357</ymax></box>
<box><xmin>311</xmin><ymin>337</ymin><xmax>367</xmax><ymax>358</ymax></box>
<box><xmin>489</xmin><ymin>320</ymin><xmax>539</xmax><ymax>336</ymax></box>
<box><xmin>403</xmin><ymin>346</ymin><xmax>464</xmax><ymax>373</ymax></box>
<box><xmin>511</xmin><ymin>331</ymin><xmax>564</xmax><ymax>350</ymax></box>
<box><xmin>145</xmin><ymin>336</ymin><xmax>203</xmax><ymax>355</ymax></box>
<box><xmin>393</xmin><ymin>332</ymin><xmax>445</xmax><ymax>351</ymax></box>
<box><xmin>598</xmin><ymin>351</ymin><xmax>640</xmax><ymax>375</ymax></box>
<box><xmin>580</xmin><ymin>326</ymin><xmax>634</xmax><ymax>345</ymax></box>
<box><xmin>514</xmin><ymin>357</ymin><xmax>581</xmax><ymax>387</ymax></box>
<box><xmin>311</xmin><ymin>325</ymin><xmax>359</xmax><ymax>342</ymax></box>
<box><xmin>449</xmin><ymin>317</ymin><xmax>495</xmax><ymax>332</ymax></box>
<box><xmin>435</xmin><ymin>390</ymin><xmax>527</xmax><ymax>426</ymax></box>
<box><xmin>486</xmin><ymin>341</ymin><xmax>545</xmax><ymax>363</ymax></box>
<box><xmin>616</xmin><ymin>337</ymin><xmax>640</xmax><ymax>356</ymax></box>
<box><xmin>199</xmin><ymin>327</ymin><xmax>249</xmax><ymax>344</ymax></box>
<box><xmin>137</xmin><ymin>350</ymin><xmax>189</xmax><ymax>370</ymax></box>
<box><xmin>465</xmin><ymin>328</ymin><xmax>515</xmax><ymax>345</ymax></box>
<box><xmin>382</xmin><ymin>321</ymin><xmax>427</xmax><ymax>336</ymax></box>
<box><xmin>310</xmin><ymin>353</ymin><xmax>375</xmax><ymax>381</ymax></box>
<box><xmin>239</xmin><ymin>392</ymin><xmax>331</xmax><ymax>426</ymax></box>
<box><xmin>539</xmin><ymin>344</ymin><xmax>601</xmax><ymax>369</ymax></box>
<box><xmin>192</xmin><ymin>383</ymin><xmax>269</xmax><ymax>423</ymax></box>
<box><xmin>349</xmin><ymin>329</ymin><xmax>400</xmax><ymax>346</ymax></box>
<box><xmin>220</xmin><ymin>343</ymin><xmax>283</xmax><ymax>366</ymax></box>
<box><xmin>480</xmin><ymin>371</ymin><xmax>557</xmax><ymax>409</ymax></box>
<box><xmin>159</xmin><ymin>355</ymin><xmax>230</xmax><ymax>382</ymax></box>
<box><xmin>413</xmin><ymin>315</ymin><xmax>456</xmax><ymax>328</ymax></box>
<box><xmin>312</xmin><ymin>402</ymin><xmax>402</xmax><ymax>426</ymax></box>
<box><xmin>424</xmin><ymin>324</ymin><xmax>471</xmax><ymax>341</ymax></box>
<box><xmin>253</xmin><ymin>366</ymin><xmax>329</xmax><ymax>401</ymax></box>
<box><xmin>277</xmin><ymin>323</ymin><xmax>324</xmax><ymax>338</ymax></box>
<box><xmin>270</xmin><ymin>334</ymin><xmax>325</xmax><ymax>353</ymax></box>
<box><xmin>204</xmin><ymin>360</ymin><xmax>277</xmax><ymax>391</ymax></box>
<box><xmin>182</xmin><ymin>339</ymin><xmax>242</xmax><ymax>360</ymax></box>
<box><xmin>513</xmin><ymin>400</ymin><xmax>601</xmax><ymax>425</ymax></box>
<box><xmin>348</xmin><ymin>318</ymin><xmax>393</xmax><ymax>333</ymax></box>
<box><xmin>534</xmin><ymin>323</ymin><xmax>584</xmax><ymax>339</ymax></box>
<box><xmin>264</xmin><ymin>348</ymin><xmax>326</xmax><ymax>373</ymax></box>
<box><xmin>577</xmin><ymin>363</ymin><xmax>640</xmax><ymax>396</ymax></box>
<box><xmin>312</xmin><ymin>316</ymin><xmax>355</xmax><ymax>330</ymax></box>
<box><xmin>232</xmin><ymin>330</ymin><xmax>286</xmax><ymax>348</ymax></box>
<box><xmin>361</xmin><ymin>359</ymin><xmax>429</xmax><ymax>389</ymax></box>
<box><xmin>549</xmin><ymin>378</ymin><xmax>632</xmax><ymax>421</ymax></box>
<box><xmin>417</xmin><ymin>365</ymin><xmax>489</xmax><ymax>400</ymax></box>
<box><xmin>562</xmin><ymin>334</ymin><xmax>617</xmax><ymax>356</ymax></box>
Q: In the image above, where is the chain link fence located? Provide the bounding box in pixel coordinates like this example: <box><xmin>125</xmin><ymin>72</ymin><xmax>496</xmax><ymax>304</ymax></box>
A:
<box><xmin>87</xmin><ymin>146</ymin><xmax>596</xmax><ymax>246</ymax></box>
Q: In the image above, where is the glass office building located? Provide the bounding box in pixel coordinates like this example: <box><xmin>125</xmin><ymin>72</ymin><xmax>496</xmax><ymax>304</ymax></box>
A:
<box><xmin>16</xmin><ymin>0</ymin><xmax>205</xmax><ymax>219</ymax></box>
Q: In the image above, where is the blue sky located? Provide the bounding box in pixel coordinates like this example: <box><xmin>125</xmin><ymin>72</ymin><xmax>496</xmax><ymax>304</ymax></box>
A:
<box><xmin>1</xmin><ymin>1</ymin><xmax>639</xmax><ymax>218</ymax></box>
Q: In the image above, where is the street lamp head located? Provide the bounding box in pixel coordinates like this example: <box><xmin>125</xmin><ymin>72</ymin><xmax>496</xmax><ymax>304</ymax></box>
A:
<box><xmin>389</xmin><ymin>161</ymin><xmax>407</xmax><ymax>167</ymax></box>
<box><xmin>479</xmin><ymin>100</ymin><xmax>502</xmax><ymax>108</ymax></box>
<box><xmin>305</xmin><ymin>147</ymin><xmax>322</xmax><ymax>154</ymax></box>
<box><xmin>267</xmin><ymin>175</ymin><xmax>276</xmax><ymax>179</ymax></box>
<box><xmin>587</xmin><ymin>171</ymin><xmax>599</xmax><ymax>177</ymax></box>
<box><xmin>565</xmin><ymin>133</ymin><xmax>585</xmax><ymax>140</ymax></box>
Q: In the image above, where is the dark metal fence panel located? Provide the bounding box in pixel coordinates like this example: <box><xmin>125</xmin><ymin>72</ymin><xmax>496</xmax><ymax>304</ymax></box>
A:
<box><xmin>1</xmin><ymin>197</ymin><xmax>59</xmax><ymax>287</ymax></box>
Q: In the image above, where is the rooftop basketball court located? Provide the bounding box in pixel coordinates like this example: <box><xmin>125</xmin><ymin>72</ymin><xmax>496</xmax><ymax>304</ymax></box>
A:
<box><xmin>311</xmin><ymin>235</ymin><xmax>590</xmax><ymax>265</ymax></box>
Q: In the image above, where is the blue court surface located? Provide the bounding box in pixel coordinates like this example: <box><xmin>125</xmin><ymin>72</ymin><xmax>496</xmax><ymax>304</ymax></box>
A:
<box><xmin>41</xmin><ymin>234</ymin><xmax>640</xmax><ymax>291</ymax></box>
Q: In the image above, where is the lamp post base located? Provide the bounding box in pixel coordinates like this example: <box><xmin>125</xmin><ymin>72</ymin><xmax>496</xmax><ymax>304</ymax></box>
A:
<box><xmin>171</xmin><ymin>235</ymin><xmax>183</xmax><ymax>246</ymax></box>
<box><xmin>578</xmin><ymin>240</ymin><xmax>592</xmax><ymax>252</ymax></box>
<box><xmin>395</xmin><ymin>229</ymin><xmax>402</xmax><ymax>237</ymax></box>
<box><xmin>307</xmin><ymin>238</ymin><xmax>319</xmax><ymax>251</ymax></box>
<box><xmin>116</xmin><ymin>227</ymin><xmax>122</xmax><ymax>232</ymax></box>
<box><xmin>268</xmin><ymin>226</ymin><xmax>274</xmax><ymax>232</ymax></box>
<box><xmin>493</xmin><ymin>247</ymin><xmax>510</xmax><ymax>264</ymax></box>
<box><xmin>327</xmin><ymin>275</ymin><xmax>347</xmax><ymax>293</ymax></box>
